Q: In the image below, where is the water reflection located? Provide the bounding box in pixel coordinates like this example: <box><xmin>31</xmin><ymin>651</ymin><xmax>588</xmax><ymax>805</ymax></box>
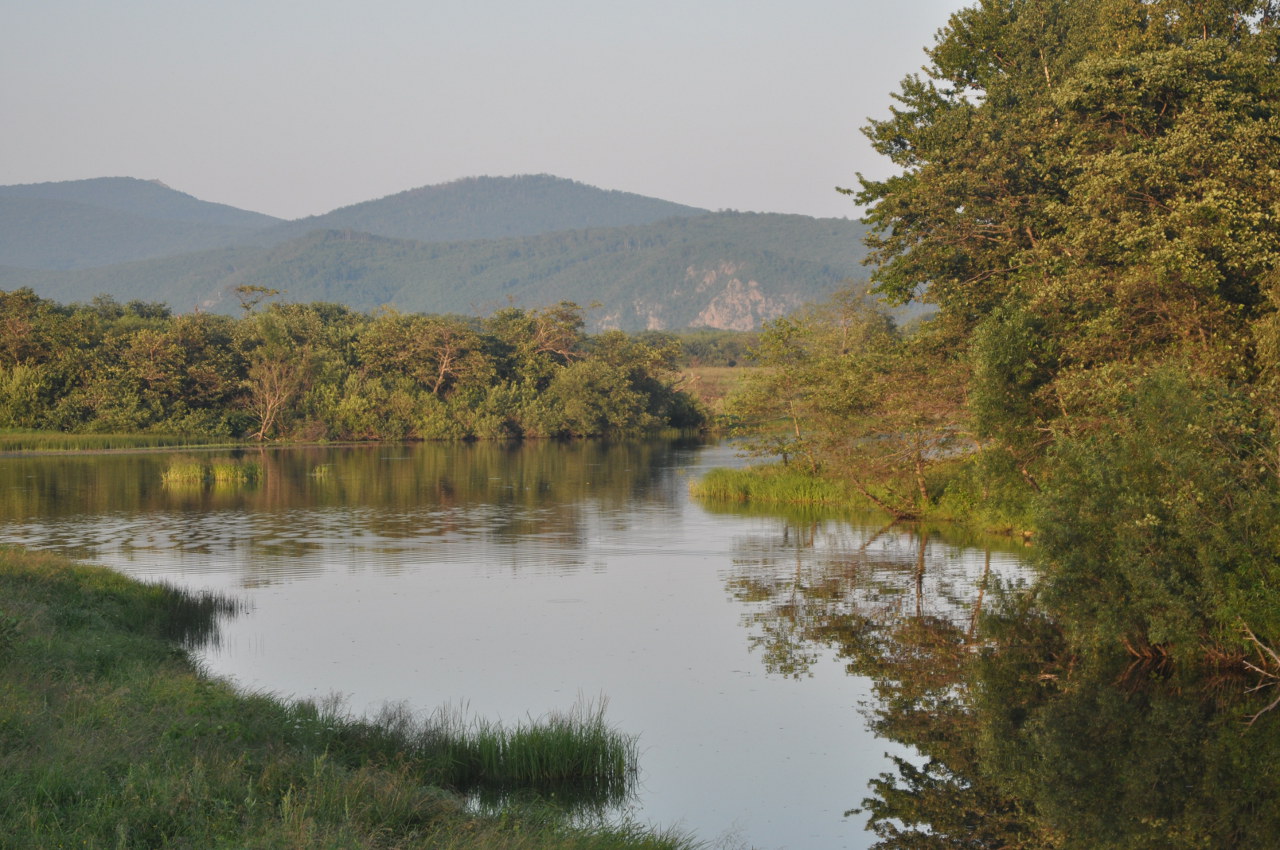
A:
<box><xmin>711</xmin><ymin>505</ymin><xmax>1280</xmax><ymax>849</ymax></box>
<box><xmin>0</xmin><ymin>440</ymin><xmax>694</xmax><ymax>582</ymax></box>
<box><xmin>0</xmin><ymin>440</ymin><xmax>1045</xmax><ymax>848</ymax></box>
<box><xmin>718</xmin><ymin>514</ymin><xmax>1030</xmax><ymax>680</ymax></box>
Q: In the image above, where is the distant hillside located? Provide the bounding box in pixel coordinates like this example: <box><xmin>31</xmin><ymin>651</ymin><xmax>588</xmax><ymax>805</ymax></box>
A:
<box><xmin>0</xmin><ymin>177</ymin><xmax>280</xmax><ymax>227</ymax></box>
<box><xmin>263</xmin><ymin>174</ymin><xmax>709</xmax><ymax>244</ymax></box>
<box><xmin>0</xmin><ymin>178</ymin><xmax>281</xmax><ymax>269</ymax></box>
<box><xmin>4</xmin><ymin>213</ymin><xmax>874</xmax><ymax>329</ymax></box>
<box><xmin>0</xmin><ymin>174</ymin><xmax>884</xmax><ymax>330</ymax></box>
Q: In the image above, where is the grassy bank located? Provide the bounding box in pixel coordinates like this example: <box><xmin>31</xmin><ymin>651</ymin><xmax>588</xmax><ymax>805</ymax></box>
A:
<box><xmin>690</xmin><ymin>459</ymin><xmax>1035</xmax><ymax>536</ymax></box>
<box><xmin>689</xmin><ymin>465</ymin><xmax>859</xmax><ymax>506</ymax></box>
<box><xmin>0</xmin><ymin>546</ymin><xmax>693</xmax><ymax>849</ymax></box>
<box><xmin>0</xmin><ymin>429</ymin><xmax>236</xmax><ymax>454</ymax></box>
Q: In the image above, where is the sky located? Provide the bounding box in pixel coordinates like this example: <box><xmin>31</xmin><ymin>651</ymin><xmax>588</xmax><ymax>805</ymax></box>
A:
<box><xmin>2</xmin><ymin>0</ymin><xmax>970</xmax><ymax>222</ymax></box>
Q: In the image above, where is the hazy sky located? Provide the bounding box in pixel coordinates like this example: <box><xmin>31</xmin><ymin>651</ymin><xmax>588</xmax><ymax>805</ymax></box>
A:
<box><xmin>2</xmin><ymin>0</ymin><xmax>968</xmax><ymax>221</ymax></box>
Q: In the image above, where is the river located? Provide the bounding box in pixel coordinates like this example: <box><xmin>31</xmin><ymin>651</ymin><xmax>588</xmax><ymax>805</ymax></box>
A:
<box><xmin>0</xmin><ymin>438</ymin><xmax>1031</xmax><ymax>849</ymax></box>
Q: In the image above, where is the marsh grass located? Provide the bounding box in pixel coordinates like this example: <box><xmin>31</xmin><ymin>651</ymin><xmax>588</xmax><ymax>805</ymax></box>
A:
<box><xmin>0</xmin><ymin>546</ymin><xmax>684</xmax><ymax>850</ymax></box>
<box><xmin>161</xmin><ymin>456</ymin><xmax>263</xmax><ymax>488</ymax></box>
<box><xmin>690</xmin><ymin>465</ymin><xmax>859</xmax><ymax>506</ymax></box>
<box><xmin>210</xmin><ymin>459</ymin><xmax>262</xmax><ymax>484</ymax></box>
<box><xmin>160</xmin><ymin>458</ymin><xmax>207</xmax><ymax>485</ymax></box>
<box><xmin>427</xmin><ymin>702</ymin><xmax>636</xmax><ymax>802</ymax></box>
<box><xmin>308</xmin><ymin>699</ymin><xmax>638</xmax><ymax>811</ymax></box>
<box><xmin>0</xmin><ymin>429</ymin><xmax>210</xmax><ymax>453</ymax></box>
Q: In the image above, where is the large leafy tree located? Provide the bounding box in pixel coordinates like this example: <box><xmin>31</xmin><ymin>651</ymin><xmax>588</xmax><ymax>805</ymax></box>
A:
<box><xmin>855</xmin><ymin>0</ymin><xmax>1280</xmax><ymax>449</ymax></box>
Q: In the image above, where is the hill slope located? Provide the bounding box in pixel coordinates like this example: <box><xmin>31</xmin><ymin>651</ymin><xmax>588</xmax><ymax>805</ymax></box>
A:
<box><xmin>0</xmin><ymin>178</ymin><xmax>282</xmax><ymax>269</ymax></box>
<box><xmin>3</xmin><ymin>213</ymin><xmax>872</xmax><ymax>329</ymax></box>
<box><xmin>264</xmin><ymin>174</ymin><xmax>710</xmax><ymax>244</ymax></box>
<box><xmin>0</xmin><ymin>174</ymin><xmax>878</xmax><ymax>329</ymax></box>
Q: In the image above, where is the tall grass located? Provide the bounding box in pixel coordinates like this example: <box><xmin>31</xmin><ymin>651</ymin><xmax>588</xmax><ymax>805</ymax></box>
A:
<box><xmin>161</xmin><ymin>456</ymin><xmax>263</xmax><ymax>487</ymax></box>
<box><xmin>305</xmin><ymin>699</ymin><xmax>640</xmax><ymax>814</ymax></box>
<box><xmin>690</xmin><ymin>465</ymin><xmax>858</xmax><ymax>505</ymax></box>
<box><xmin>423</xmin><ymin>702</ymin><xmax>635</xmax><ymax>802</ymax></box>
<box><xmin>0</xmin><ymin>545</ymin><xmax>683</xmax><ymax>850</ymax></box>
<box><xmin>0</xmin><ymin>429</ymin><xmax>215</xmax><ymax>453</ymax></box>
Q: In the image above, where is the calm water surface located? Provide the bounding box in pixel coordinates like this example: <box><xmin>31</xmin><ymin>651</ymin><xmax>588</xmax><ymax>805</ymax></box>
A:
<box><xmin>0</xmin><ymin>440</ymin><xmax>1031</xmax><ymax>849</ymax></box>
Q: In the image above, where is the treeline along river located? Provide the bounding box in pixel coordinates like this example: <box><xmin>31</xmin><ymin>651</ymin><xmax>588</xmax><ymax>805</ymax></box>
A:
<box><xmin>4</xmin><ymin>438</ymin><xmax>1272</xmax><ymax>848</ymax></box>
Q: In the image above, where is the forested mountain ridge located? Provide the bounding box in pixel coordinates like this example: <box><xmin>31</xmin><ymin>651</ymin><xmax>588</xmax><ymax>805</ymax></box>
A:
<box><xmin>0</xmin><ymin>177</ymin><xmax>281</xmax><ymax>228</ymax></box>
<box><xmin>0</xmin><ymin>177</ymin><xmax>283</xmax><ymax>270</ymax></box>
<box><xmin>0</xmin><ymin>174</ymin><xmax>873</xmax><ymax>330</ymax></box>
<box><xmin>261</xmin><ymin>174</ymin><xmax>711</xmax><ymax>244</ymax></box>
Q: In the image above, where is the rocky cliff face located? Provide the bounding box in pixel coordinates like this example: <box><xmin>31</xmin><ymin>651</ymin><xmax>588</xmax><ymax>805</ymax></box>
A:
<box><xmin>590</xmin><ymin>261</ymin><xmax>824</xmax><ymax>331</ymax></box>
<box><xmin>686</xmin><ymin>262</ymin><xmax>799</xmax><ymax>331</ymax></box>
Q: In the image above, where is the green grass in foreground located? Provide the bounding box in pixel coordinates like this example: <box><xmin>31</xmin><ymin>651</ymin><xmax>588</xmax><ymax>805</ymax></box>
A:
<box><xmin>0</xmin><ymin>546</ymin><xmax>696</xmax><ymax>850</ymax></box>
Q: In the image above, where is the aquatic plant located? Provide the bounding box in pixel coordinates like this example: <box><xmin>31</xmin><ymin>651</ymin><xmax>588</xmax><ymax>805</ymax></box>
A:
<box><xmin>690</xmin><ymin>465</ymin><xmax>856</xmax><ymax>505</ymax></box>
<box><xmin>315</xmin><ymin>699</ymin><xmax>640</xmax><ymax>807</ymax></box>
<box><xmin>0</xmin><ymin>429</ymin><xmax>212</xmax><ymax>453</ymax></box>
<box><xmin>160</xmin><ymin>457</ymin><xmax>207</xmax><ymax>485</ymax></box>
<box><xmin>161</xmin><ymin>456</ymin><xmax>263</xmax><ymax>487</ymax></box>
<box><xmin>210</xmin><ymin>459</ymin><xmax>262</xmax><ymax>484</ymax></box>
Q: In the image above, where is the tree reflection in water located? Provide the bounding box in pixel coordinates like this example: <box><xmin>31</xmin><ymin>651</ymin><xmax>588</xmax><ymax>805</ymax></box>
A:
<box><xmin>721</xmin><ymin>515</ymin><xmax>1280</xmax><ymax>849</ymax></box>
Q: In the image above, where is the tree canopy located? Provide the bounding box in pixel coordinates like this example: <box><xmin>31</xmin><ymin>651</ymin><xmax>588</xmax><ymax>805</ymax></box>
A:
<box><xmin>0</xmin><ymin>290</ymin><xmax>705</xmax><ymax>441</ymax></box>
<box><xmin>854</xmin><ymin>1</ymin><xmax>1280</xmax><ymax>446</ymax></box>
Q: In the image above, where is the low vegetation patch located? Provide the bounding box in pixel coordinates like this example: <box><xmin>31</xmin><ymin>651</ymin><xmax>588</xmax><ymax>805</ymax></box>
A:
<box><xmin>0</xmin><ymin>429</ymin><xmax>215</xmax><ymax>453</ymax></box>
<box><xmin>0</xmin><ymin>545</ymin><xmax>693</xmax><ymax>850</ymax></box>
<box><xmin>161</xmin><ymin>455</ymin><xmax>263</xmax><ymax>487</ymax></box>
<box><xmin>689</xmin><ymin>464</ymin><xmax>860</xmax><ymax>505</ymax></box>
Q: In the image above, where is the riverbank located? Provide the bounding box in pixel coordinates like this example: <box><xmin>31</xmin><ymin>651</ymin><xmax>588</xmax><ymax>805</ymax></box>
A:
<box><xmin>689</xmin><ymin>461</ymin><xmax>1036</xmax><ymax>537</ymax></box>
<box><xmin>0</xmin><ymin>545</ymin><xmax>694</xmax><ymax>850</ymax></box>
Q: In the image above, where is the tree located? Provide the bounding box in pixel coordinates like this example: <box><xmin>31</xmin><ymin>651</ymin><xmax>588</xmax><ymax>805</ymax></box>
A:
<box><xmin>853</xmin><ymin>0</ymin><xmax>1280</xmax><ymax>458</ymax></box>
<box><xmin>484</xmin><ymin>302</ymin><xmax>585</xmax><ymax>390</ymax></box>
<box><xmin>728</xmin><ymin>290</ymin><xmax>966</xmax><ymax>517</ymax></box>
<box><xmin>356</xmin><ymin>311</ymin><xmax>492</xmax><ymax>397</ymax></box>
<box><xmin>243</xmin><ymin>352</ymin><xmax>309</xmax><ymax>441</ymax></box>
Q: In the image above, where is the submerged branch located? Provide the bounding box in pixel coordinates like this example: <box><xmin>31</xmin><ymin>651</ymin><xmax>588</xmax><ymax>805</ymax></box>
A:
<box><xmin>1238</xmin><ymin>621</ymin><xmax>1280</xmax><ymax>726</ymax></box>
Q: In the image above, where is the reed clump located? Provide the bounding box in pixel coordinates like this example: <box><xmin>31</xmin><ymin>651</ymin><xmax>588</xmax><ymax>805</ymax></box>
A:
<box><xmin>377</xmin><ymin>701</ymin><xmax>638</xmax><ymax>803</ymax></box>
<box><xmin>0</xmin><ymin>545</ymin><xmax>686</xmax><ymax>850</ymax></box>
<box><xmin>161</xmin><ymin>456</ymin><xmax>262</xmax><ymax>487</ymax></box>
<box><xmin>210</xmin><ymin>459</ymin><xmax>262</xmax><ymax>484</ymax></box>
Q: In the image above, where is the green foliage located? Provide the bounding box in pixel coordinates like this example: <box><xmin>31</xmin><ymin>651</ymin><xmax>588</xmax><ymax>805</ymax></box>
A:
<box><xmin>1035</xmin><ymin>368</ymin><xmax>1280</xmax><ymax>657</ymax></box>
<box><xmin>0</xmin><ymin>289</ymin><xmax>704</xmax><ymax>442</ymax></box>
<box><xmin>725</xmin><ymin>289</ymin><xmax>967</xmax><ymax>517</ymax></box>
<box><xmin>659</xmin><ymin>327</ymin><xmax>759</xmax><ymax>367</ymax></box>
<box><xmin>855</xmin><ymin>0</ymin><xmax>1280</xmax><ymax>458</ymax></box>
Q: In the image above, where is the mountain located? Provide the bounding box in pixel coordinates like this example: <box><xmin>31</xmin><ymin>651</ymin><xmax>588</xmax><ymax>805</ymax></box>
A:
<box><xmin>0</xmin><ymin>174</ymin><xmax>877</xmax><ymax>330</ymax></box>
<box><xmin>0</xmin><ymin>177</ymin><xmax>282</xmax><ymax>269</ymax></box>
<box><xmin>263</xmin><ymin>174</ymin><xmax>710</xmax><ymax>244</ymax></box>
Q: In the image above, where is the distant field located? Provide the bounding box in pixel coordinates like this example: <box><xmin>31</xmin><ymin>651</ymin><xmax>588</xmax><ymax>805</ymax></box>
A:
<box><xmin>678</xmin><ymin>366</ymin><xmax>760</xmax><ymax>410</ymax></box>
